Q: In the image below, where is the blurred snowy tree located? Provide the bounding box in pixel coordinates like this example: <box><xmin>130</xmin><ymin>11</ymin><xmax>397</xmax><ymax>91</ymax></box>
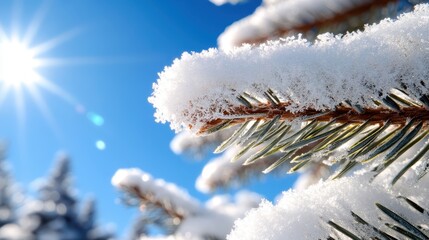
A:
<box><xmin>15</xmin><ymin>155</ymin><xmax>115</xmax><ymax>240</ymax></box>
<box><xmin>0</xmin><ymin>146</ymin><xmax>16</xmax><ymax>228</ymax></box>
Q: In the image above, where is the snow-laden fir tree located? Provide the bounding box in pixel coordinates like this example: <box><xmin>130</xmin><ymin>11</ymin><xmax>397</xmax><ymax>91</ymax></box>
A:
<box><xmin>116</xmin><ymin>0</ymin><xmax>429</xmax><ymax>239</ymax></box>
<box><xmin>0</xmin><ymin>144</ymin><xmax>27</xmax><ymax>240</ymax></box>
<box><xmin>20</xmin><ymin>154</ymin><xmax>114</xmax><ymax>240</ymax></box>
<box><xmin>0</xmin><ymin>146</ymin><xmax>17</xmax><ymax>229</ymax></box>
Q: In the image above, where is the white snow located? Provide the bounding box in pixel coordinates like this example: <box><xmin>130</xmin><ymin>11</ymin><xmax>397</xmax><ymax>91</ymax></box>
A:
<box><xmin>209</xmin><ymin>0</ymin><xmax>247</xmax><ymax>6</ymax></box>
<box><xmin>112</xmin><ymin>168</ymin><xmax>202</xmax><ymax>216</ymax></box>
<box><xmin>218</xmin><ymin>0</ymin><xmax>390</xmax><ymax>49</ymax></box>
<box><xmin>228</xmin><ymin>169</ymin><xmax>429</xmax><ymax>240</ymax></box>
<box><xmin>170</xmin><ymin>128</ymin><xmax>234</xmax><ymax>159</ymax></box>
<box><xmin>176</xmin><ymin>190</ymin><xmax>262</xmax><ymax>239</ymax></box>
<box><xmin>195</xmin><ymin>145</ymin><xmax>289</xmax><ymax>193</ymax></box>
<box><xmin>292</xmin><ymin>164</ymin><xmax>330</xmax><ymax>190</ymax></box>
<box><xmin>0</xmin><ymin>224</ymin><xmax>34</xmax><ymax>240</ymax></box>
<box><xmin>196</xmin><ymin>147</ymin><xmax>247</xmax><ymax>193</ymax></box>
<box><xmin>149</xmin><ymin>4</ymin><xmax>429</xmax><ymax>132</ymax></box>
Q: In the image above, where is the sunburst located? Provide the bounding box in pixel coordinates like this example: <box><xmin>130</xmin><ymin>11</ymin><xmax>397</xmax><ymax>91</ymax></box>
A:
<box><xmin>0</xmin><ymin>38</ymin><xmax>37</xmax><ymax>86</ymax></box>
<box><xmin>0</xmin><ymin>3</ymin><xmax>81</xmax><ymax>132</ymax></box>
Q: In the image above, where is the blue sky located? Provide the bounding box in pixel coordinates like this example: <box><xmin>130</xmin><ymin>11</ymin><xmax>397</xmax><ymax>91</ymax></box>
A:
<box><xmin>0</xmin><ymin>0</ymin><xmax>296</xmax><ymax>237</ymax></box>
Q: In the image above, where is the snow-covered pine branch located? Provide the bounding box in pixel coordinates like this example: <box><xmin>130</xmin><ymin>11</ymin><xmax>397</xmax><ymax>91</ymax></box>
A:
<box><xmin>228</xmin><ymin>167</ymin><xmax>429</xmax><ymax>240</ymax></box>
<box><xmin>112</xmin><ymin>168</ymin><xmax>262</xmax><ymax>240</ymax></box>
<box><xmin>112</xmin><ymin>168</ymin><xmax>202</xmax><ymax>220</ymax></box>
<box><xmin>150</xmin><ymin>4</ymin><xmax>429</xmax><ymax>132</ymax></box>
<box><xmin>218</xmin><ymin>0</ymin><xmax>406</xmax><ymax>49</ymax></box>
<box><xmin>150</xmin><ymin>4</ymin><xmax>429</xmax><ymax>182</ymax></box>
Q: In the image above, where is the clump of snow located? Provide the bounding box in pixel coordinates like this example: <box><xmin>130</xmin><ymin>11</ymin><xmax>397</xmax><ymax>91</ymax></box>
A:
<box><xmin>149</xmin><ymin>5</ymin><xmax>429</xmax><ymax>132</ymax></box>
<box><xmin>209</xmin><ymin>0</ymin><xmax>247</xmax><ymax>6</ymax></box>
<box><xmin>177</xmin><ymin>190</ymin><xmax>262</xmax><ymax>239</ymax></box>
<box><xmin>0</xmin><ymin>224</ymin><xmax>33</xmax><ymax>240</ymax></box>
<box><xmin>112</xmin><ymin>168</ymin><xmax>202</xmax><ymax>216</ymax></box>
<box><xmin>170</xmin><ymin>128</ymin><xmax>234</xmax><ymax>160</ymax></box>
<box><xmin>217</xmin><ymin>0</ymin><xmax>386</xmax><ymax>49</ymax></box>
<box><xmin>228</xmin><ymin>171</ymin><xmax>429</xmax><ymax>239</ymax></box>
<box><xmin>196</xmin><ymin>147</ymin><xmax>247</xmax><ymax>193</ymax></box>
<box><xmin>292</xmin><ymin>163</ymin><xmax>330</xmax><ymax>190</ymax></box>
<box><xmin>195</xmin><ymin>146</ymin><xmax>286</xmax><ymax>193</ymax></box>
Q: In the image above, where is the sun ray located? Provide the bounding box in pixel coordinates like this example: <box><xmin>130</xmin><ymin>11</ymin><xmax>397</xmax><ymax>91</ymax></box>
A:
<box><xmin>38</xmin><ymin>55</ymin><xmax>151</xmax><ymax>66</ymax></box>
<box><xmin>0</xmin><ymin>24</ymin><xmax>7</xmax><ymax>39</ymax></box>
<box><xmin>14</xmin><ymin>85</ymin><xmax>27</xmax><ymax>129</ymax></box>
<box><xmin>10</xmin><ymin>0</ymin><xmax>22</xmax><ymax>38</ymax></box>
<box><xmin>23</xmin><ymin>2</ymin><xmax>50</xmax><ymax>45</ymax></box>
<box><xmin>25</xmin><ymin>82</ymin><xmax>61</xmax><ymax>137</ymax></box>
<box><xmin>32</xmin><ymin>28</ymin><xmax>82</xmax><ymax>56</ymax></box>
<box><xmin>0</xmin><ymin>85</ymin><xmax>12</xmax><ymax>109</ymax></box>
<box><xmin>35</xmin><ymin>76</ymin><xmax>77</xmax><ymax>106</ymax></box>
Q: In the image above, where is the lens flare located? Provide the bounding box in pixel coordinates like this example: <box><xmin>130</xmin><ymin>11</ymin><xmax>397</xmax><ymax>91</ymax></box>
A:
<box><xmin>87</xmin><ymin>112</ymin><xmax>104</xmax><ymax>127</ymax></box>
<box><xmin>95</xmin><ymin>140</ymin><xmax>106</xmax><ymax>151</ymax></box>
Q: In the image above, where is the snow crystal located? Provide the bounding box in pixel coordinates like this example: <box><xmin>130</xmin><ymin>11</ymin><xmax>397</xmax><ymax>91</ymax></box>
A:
<box><xmin>228</xmin><ymin>171</ymin><xmax>429</xmax><ymax>240</ymax></box>
<box><xmin>112</xmin><ymin>169</ymin><xmax>202</xmax><ymax>216</ymax></box>
<box><xmin>149</xmin><ymin>4</ymin><xmax>429</xmax><ymax>132</ymax></box>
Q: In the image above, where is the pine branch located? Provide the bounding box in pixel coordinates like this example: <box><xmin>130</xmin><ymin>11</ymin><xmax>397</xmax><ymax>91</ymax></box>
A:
<box><xmin>201</xmin><ymin>88</ymin><xmax>429</xmax><ymax>183</ymax></box>
<box><xmin>151</xmin><ymin>5</ymin><xmax>429</xmax><ymax>184</ymax></box>
<box><xmin>122</xmin><ymin>185</ymin><xmax>186</xmax><ymax>222</ymax></box>
<box><xmin>112</xmin><ymin>169</ymin><xmax>202</xmax><ymax>235</ymax></box>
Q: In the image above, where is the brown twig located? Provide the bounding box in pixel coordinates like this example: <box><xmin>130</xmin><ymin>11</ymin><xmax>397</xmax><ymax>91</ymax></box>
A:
<box><xmin>127</xmin><ymin>186</ymin><xmax>186</xmax><ymax>221</ymax></box>
<box><xmin>199</xmin><ymin>103</ymin><xmax>429</xmax><ymax>134</ymax></box>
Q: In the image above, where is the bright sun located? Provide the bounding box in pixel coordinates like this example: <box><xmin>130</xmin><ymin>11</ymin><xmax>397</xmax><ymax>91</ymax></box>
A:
<box><xmin>0</xmin><ymin>39</ymin><xmax>38</xmax><ymax>86</ymax></box>
<box><xmin>0</xmin><ymin>8</ymin><xmax>79</xmax><ymax>129</ymax></box>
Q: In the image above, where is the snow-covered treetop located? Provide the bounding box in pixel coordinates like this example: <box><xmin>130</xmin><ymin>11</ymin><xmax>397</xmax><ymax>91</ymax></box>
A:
<box><xmin>18</xmin><ymin>154</ymin><xmax>115</xmax><ymax>240</ymax></box>
<box><xmin>0</xmin><ymin>144</ymin><xmax>19</xmax><ymax>228</ymax></box>
<box><xmin>112</xmin><ymin>168</ymin><xmax>202</xmax><ymax>217</ymax></box>
<box><xmin>217</xmin><ymin>0</ymin><xmax>397</xmax><ymax>49</ymax></box>
<box><xmin>37</xmin><ymin>154</ymin><xmax>77</xmax><ymax>209</ymax></box>
<box><xmin>149</xmin><ymin>4</ymin><xmax>429</xmax><ymax>133</ymax></box>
